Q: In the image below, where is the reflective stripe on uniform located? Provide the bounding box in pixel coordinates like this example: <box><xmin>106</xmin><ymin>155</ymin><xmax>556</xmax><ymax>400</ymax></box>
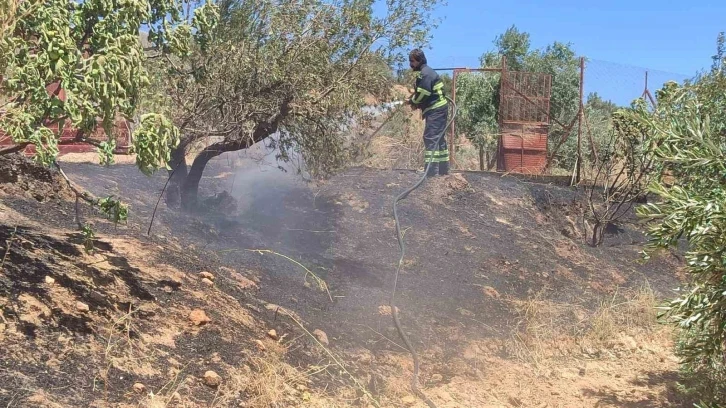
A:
<box><xmin>424</xmin><ymin>150</ymin><xmax>449</xmax><ymax>163</ymax></box>
<box><xmin>423</xmin><ymin>80</ymin><xmax>447</xmax><ymax>114</ymax></box>
<box><xmin>412</xmin><ymin>87</ymin><xmax>431</xmax><ymax>104</ymax></box>
<box><xmin>434</xmin><ymin>149</ymin><xmax>450</xmax><ymax>162</ymax></box>
<box><xmin>423</xmin><ymin>98</ymin><xmax>448</xmax><ymax>115</ymax></box>
<box><xmin>427</xmin><ymin>156</ymin><xmax>449</xmax><ymax>163</ymax></box>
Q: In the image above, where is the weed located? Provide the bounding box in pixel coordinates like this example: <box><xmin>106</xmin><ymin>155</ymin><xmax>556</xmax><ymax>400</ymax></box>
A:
<box><xmin>210</xmin><ymin>346</ymin><xmax>360</xmax><ymax>408</ymax></box>
<box><xmin>673</xmin><ymin>326</ymin><xmax>726</xmax><ymax>407</ymax></box>
<box><xmin>244</xmin><ymin>249</ymin><xmax>333</xmax><ymax>302</ymax></box>
<box><xmin>585</xmin><ymin>284</ymin><xmax>658</xmax><ymax>344</ymax></box>
<box><xmin>137</xmin><ymin>364</ymin><xmax>193</xmax><ymax>408</ymax></box>
<box><xmin>81</xmin><ymin>224</ymin><xmax>95</xmax><ymax>253</ymax></box>
<box><xmin>94</xmin><ymin>306</ymin><xmax>158</xmax><ymax>398</ymax></box>
<box><xmin>282</xmin><ymin>308</ymin><xmax>381</xmax><ymax>407</ymax></box>
<box><xmin>508</xmin><ymin>283</ymin><xmax>660</xmax><ymax>368</ymax></box>
<box><xmin>0</xmin><ymin>225</ymin><xmax>17</xmax><ymax>270</ymax></box>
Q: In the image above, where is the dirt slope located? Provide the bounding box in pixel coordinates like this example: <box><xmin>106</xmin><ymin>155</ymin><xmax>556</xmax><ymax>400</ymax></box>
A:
<box><xmin>1</xmin><ymin>152</ymin><xmax>691</xmax><ymax>407</ymax></box>
<box><xmin>0</xmin><ymin>155</ymin><xmax>351</xmax><ymax>407</ymax></box>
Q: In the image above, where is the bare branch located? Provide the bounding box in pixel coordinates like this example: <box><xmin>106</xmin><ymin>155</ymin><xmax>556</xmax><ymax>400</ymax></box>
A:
<box><xmin>0</xmin><ymin>143</ymin><xmax>29</xmax><ymax>155</ymax></box>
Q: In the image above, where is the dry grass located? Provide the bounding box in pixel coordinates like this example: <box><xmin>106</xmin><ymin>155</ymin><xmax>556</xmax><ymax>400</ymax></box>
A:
<box><xmin>506</xmin><ymin>291</ymin><xmax>579</xmax><ymax>369</ymax></box>
<box><xmin>361</xmin><ymin>108</ymin><xmax>425</xmax><ymax>170</ymax></box>
<box><xmin>362</xmin><ymin>121</ymin><xmax>498</xmax><ymax>173</ymax></box>
<box><xmin>94</xmin><ymin>306</ymin><xmax>161</xmax><ymax>396</ymax></box>
<box><xmin>507</xmin><ymin>283</ymin><xmax>661</xmax><ymax>369</ymax></box>
<box><xmin>585</xmin><ymin>284</ymin><xmax>658</xmax><ymax>343</ymax></box>
<box><xmin>207</xmin><ymin>346</ymin><xmax>359</xmax><ymax>408</ymax></box>
<box><xmin>98</xmin><ymin>307</ymin><xmax>365</xmax><ymax>408</ymax></box>
<box><xmin>220</xmin><ymin>248</ymin><xmax>333</xmax><ymax>302</ymax></box>
<box><xmin>453</xmin><ymin>136</ymin><xmax>490</xmax><ymax>171</ymax></box>
<box><xmin>135</xmin><ymin>366</ymin><xmax>193</xmax><ymax>408</ymax></box>
<box><xmin>362</xmin><ymin>111</ymin><xmax>492</xmax><ymax>172</ymax></box>
<box><xmin>364</xmin><ymin>135</ymin><xmax>424</xmax><ymax>169</ymax></box>
<box><xmin>216</xmin><ymin>354</ymin><xmax>312</xmax><ymax>407</ymax></box>
<box><xmin>1</xmin><ymin>0</ymin><xmax>22</xmax><ymax>41</ymax></box>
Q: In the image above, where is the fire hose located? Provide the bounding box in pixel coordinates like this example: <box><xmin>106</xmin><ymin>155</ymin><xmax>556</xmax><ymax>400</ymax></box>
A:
<box><xmin>390</xmin><ymin>95</ymin><xmax>457</xmax><ymax>408</ymax></box>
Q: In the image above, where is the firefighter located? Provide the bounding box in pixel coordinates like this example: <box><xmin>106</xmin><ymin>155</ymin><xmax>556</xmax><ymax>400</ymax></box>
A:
<box><xmin>407</xmin><ymin>48</ymin><xmax>449</xmax><ymax>177</ymax></box>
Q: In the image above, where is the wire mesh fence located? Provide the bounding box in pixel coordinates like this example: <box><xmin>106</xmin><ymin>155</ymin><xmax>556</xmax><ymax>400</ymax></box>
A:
<box><xmin>585</xmin><ymin>59</ymin><xmax>690</xmax><ymax>107</ymax></box>
<box><xmin>445</xmin><ymin>56</ymin><xmax>692</xmax><ymax>178</ymax></box>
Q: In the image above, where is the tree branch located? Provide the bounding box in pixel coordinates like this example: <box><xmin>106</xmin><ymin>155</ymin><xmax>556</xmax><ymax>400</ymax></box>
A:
<box><xmin>79</xmin><ymin>138</ymin><xmax>104</xmax><ymax>149</ymax></box>
<box><xmin>314</xmin><ymin>37</ymin><xmax>379</xmax><ymax>104</ymax></box>
<box><xmin>194</xmin><ymin>95</ymin><xmax>293</xmax><ymax>158</ymax></box>
<box><xmin>53</xmin><ymin>160</ymin><xmax>97</xmax><ymax>229</ymax></box>
<box><xmin>0</xmin><ymin>143</ymin><xmax>29</xmax><ymax>155</ymax></box>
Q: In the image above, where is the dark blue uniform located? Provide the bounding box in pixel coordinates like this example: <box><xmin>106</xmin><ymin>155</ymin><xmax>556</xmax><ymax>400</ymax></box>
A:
<box><xmin>410</xmin><ymin>64</ymin><xmax>449</xmax><ymax>176</ymax></box>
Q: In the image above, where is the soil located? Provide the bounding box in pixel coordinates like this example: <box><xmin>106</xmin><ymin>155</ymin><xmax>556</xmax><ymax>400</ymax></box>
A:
<box><xmin>0</xmin><ymin>152</ymin><xmax>692</xmax><ymax>407</ymax></box>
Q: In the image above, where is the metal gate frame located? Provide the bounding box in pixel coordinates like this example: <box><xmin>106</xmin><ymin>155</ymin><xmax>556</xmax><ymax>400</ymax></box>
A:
<box><xmin>497</xmin><ymin>58</ymin><xmax>553</xmax><ymax>173</ymax></box>
<box><xmin>444</xmin><ymin>56</ymin><xmax>555</xmax><ymax>173</ymax></box>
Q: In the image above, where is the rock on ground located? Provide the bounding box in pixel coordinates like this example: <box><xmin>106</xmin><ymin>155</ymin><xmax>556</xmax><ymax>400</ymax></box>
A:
<box><xmin>189</xmin><ymin>309</ymin><xmax>211</xmax><ymax>326</ymax></box>
<box><xmin>199</xmin><ymin>271</ymin><xmax>215</xmax><ymax>281</ymax></box>
<box><xmin>313</xmin><ymin>329</ymin><xmax>329</xmax><ymax>346</ymax></box>
<box><xmin>203</xmin><ymin>370</ymin><xmax>221</xmax><ymax>387</ymax></box>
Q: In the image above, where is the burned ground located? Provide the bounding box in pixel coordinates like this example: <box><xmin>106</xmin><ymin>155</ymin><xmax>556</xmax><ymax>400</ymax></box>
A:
<box><xmin>0</xmin><ymin>153</ymin><xmax>690</xmax><ymax>407</ymax></box>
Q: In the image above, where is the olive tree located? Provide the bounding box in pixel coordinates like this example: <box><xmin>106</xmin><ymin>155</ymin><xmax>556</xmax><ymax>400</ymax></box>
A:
<box><xmin>583</xmin><ymin>100</ymin><xmax>658</xmax><ymax>246</ymax></box>
<box><xmin>469</xmin><ymin>26</ymin><xmax>581</xmax><ymax>171</ymax></box>
<box><xmin>454</xmin><ymin>72</ymin><xmax>499</xmax><ymax>170</ymax></box>
<box><xmin>0</xmin><ymin>0</ymin><xmax>217</xmax><ymax>228</ymax></box>
<box><xmin>153</xmin><ymin>0</ymin><xmax>443</xmax><ymax>209</ymax></box>
<box><xmin>634</xmin><ymin>67</ymin><xmax>726</xmax><ymax>405</ymax></box>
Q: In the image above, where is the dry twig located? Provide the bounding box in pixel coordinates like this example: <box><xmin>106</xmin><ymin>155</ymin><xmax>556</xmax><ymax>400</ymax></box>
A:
<box><xmin>0</xmin><ymin>226</ymin><xmax>17</xmax><ymax>271</ymax></box>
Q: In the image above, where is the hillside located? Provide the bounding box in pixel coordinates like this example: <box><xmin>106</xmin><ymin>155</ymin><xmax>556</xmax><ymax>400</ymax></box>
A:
<box><xmin>0</xmin><ymin>152</ymin><xmax>691</xmax><ymax>407</ymax></box>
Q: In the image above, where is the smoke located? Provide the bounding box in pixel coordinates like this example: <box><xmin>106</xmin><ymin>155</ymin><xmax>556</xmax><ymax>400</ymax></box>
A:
<box><xmin>210</xmin><ymin>133</ymin><xmax>310</xmax><ymax>217</ymax></box>
<box><xmin>206</xmin><ymin>99</ymin><xmax>397</xmax><ymax>217</ymax></box>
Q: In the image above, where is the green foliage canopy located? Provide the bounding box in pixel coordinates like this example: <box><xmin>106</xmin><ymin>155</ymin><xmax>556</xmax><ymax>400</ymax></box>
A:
<box><xmin>151</xmin><ymin>0</ymin><xmax>443</xmax><ymax>194</ymax></box>
<box><xmin>0</xmin><ymin>0</ymin><xmax>218</xmax><ymax>173</ymax></box>
<box><xmin>626</xmin><ymin>59</ymin><xmax>726</xmax><ymax>404</ymax></box>
<box><xmin>453</xmin><ymin>25</ymin><xmax>583</xmax><ymax>170</ymax></box>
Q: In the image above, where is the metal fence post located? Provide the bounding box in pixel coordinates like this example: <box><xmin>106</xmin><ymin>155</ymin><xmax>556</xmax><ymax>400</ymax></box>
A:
<box><xmin>451</xmin><ymin>69</ymin><xmax>459</xmax><ymax>169</ymax></box>
<box><xmin>576</xmin><ymin>56</ymin><xmax>584</xmax><ymax>184</ymax></box>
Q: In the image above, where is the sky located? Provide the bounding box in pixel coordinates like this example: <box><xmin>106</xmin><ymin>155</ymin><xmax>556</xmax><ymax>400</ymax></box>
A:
<box><xmin>411</xmin><ymin>0</ymin><xmax>725</xmax><ymax>105</ymax></box>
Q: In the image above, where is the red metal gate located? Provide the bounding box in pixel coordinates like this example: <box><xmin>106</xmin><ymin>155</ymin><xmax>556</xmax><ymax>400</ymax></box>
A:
<box><xmin>0</xmin><ymin>81</ymin><xmax>132</xmax><ymax>156</ymax></box>
<box><xmin>0</xmin><ymin>119</ymin><xmax>132</xmax><ymax>156</ymax></box>
<box><xmin>498</xmin><ymin>68</ymin><xmax>552</xmax><ymax>173</ymax></box>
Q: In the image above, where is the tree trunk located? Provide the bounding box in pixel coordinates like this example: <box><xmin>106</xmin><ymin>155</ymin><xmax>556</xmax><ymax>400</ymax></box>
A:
<box><xmin>174</xmin><ymin>96</ymin><xmax>292</xmax><ymax>211</ymax></box>
<box><xmin>487</xmin><ymin>149</ymin><xmax>497</xmax><ymax>171</ymax></box>
<box><xmin>478</xmin><ymin>145</ymin><xmax>485</xmax><ymax>171</ymax></box>
<box><xmin>0</xmin><ymin>143</ymin><xmax>30</xmax><ymax>155</ymax></box>
<box><xmin>180</xmin><ymin>146</ymin><xmax>224</xmax><ymax>210</ymax></box>
<box><xmin>590</xmin><ymin>221</ymin><xmax>603</xmax><ymax>247</ymax></box>
<box><xmin>165</xmin><ymin>146</ymin><xmax>188</xmax><ymax>209</ymax></box>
